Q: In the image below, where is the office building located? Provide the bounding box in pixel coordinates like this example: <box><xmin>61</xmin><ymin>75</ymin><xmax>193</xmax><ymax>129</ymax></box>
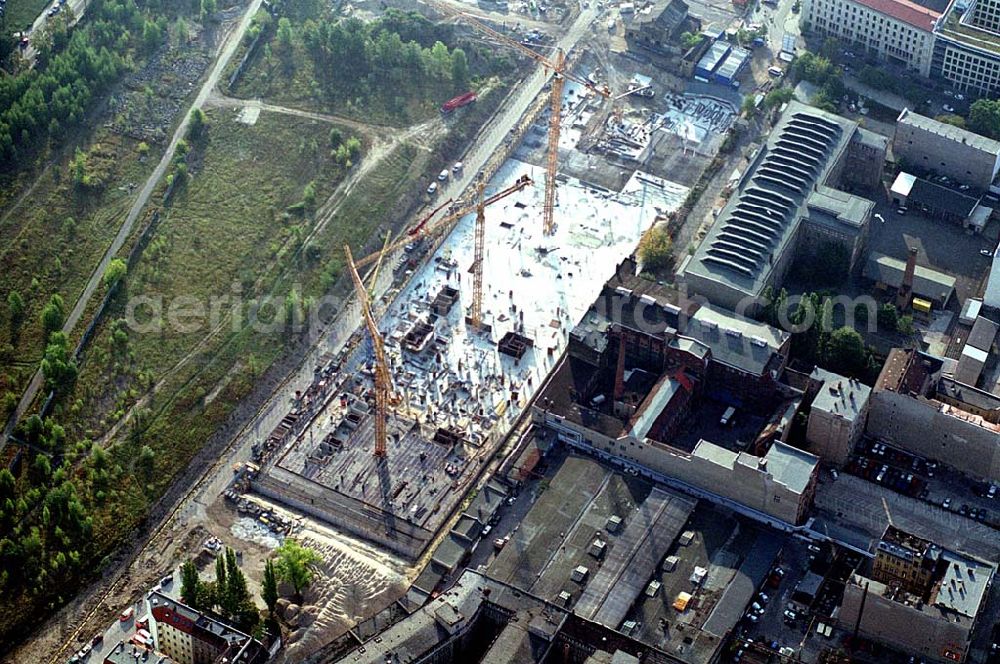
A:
<box><xmin>893</xmin><ymin>108</ymin><xmax>1000</xmax><ymax>191</ymax></box>
<box><xmin>801</xmin><ymin>0</ymin><xmax>940</xmax><ymax>75</ymax></box>
<box><xmin>805</xmin><ymin>368</ymin><xmax>872</xmax><ymax>465</ymax></box>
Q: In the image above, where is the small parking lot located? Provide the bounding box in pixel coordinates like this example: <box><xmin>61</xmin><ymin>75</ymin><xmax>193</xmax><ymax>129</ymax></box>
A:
<box><xmin>813</xmin><ymin>474</ymin><xmax>999</xmax><ymax>564</ymax></box>
<box><xmin>729</xmin><ymin>538</ymin><xmax>858</xmax><ymax>663</ymax></box>
<box><xmin>846</xmin><ymin>438</ymin><xmax>998</xmax><ymax>528</ymax></box>
<box><xmin>868</xmin><ymin>197</ymin><xmax>997</xmax><ymax>305</ymax></box>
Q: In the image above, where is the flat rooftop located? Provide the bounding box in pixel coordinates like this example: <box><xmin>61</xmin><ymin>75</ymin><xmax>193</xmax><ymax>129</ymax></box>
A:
<box><xmin>575</xmin><ymin>487</ymin><xmax>697</xmax><ymax>628</ymax></box>
<box><xmin>897</xmin><ymin>108</ymin><xmax>1000</xmax><ymax>155</ymax></box>
<box><xmin>488</xmin><ymin>456</ymin><xmax>660</xmax><ymax>600</ymax></box>
<box><xmin>810</xmin><ymin>367</ymin><xmax>871</xmax><ymax>424</ymax></box>
<box><xmin>684</xmin><ymin>305</ymin><xmax>789</xmax><ymax>378</ymax></box>
<box><xmin>938</xmin><ymin>0</ymin><xmax>1000</xmax><ymax>57</ymax></box>
<box><xmin>805</xmin><ymin>185</ymin><xmax>873</xmax><ymax>233</ymax></box>
<box><xmin>933</xmin><ymin>550</ymin><xmax>994</xmax><ymax>618</ymax></box>
<box><xmin>624</xmin><ymin>508</ymin><xmax>772</xmax><ymax>663</ymax></box>
<box><xmin>864</xmin><ymin>253</ymin><xmax>956</xmax><ymax>305</ymax></box>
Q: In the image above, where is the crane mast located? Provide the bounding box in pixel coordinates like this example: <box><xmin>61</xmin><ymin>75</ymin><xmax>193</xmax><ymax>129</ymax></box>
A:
<box><xmin>471</xmin><ymin>180</ymin><xmax>487</xmax><ymax>328</ymax></box>
<box><xmin>544</xmin><ymin>49</ymin><xmax>566</xmax><ymax>236</ymax></box>
<box><xmin>425</xmin><ymin>1</ymin><xmax>609</xmax><ymax>236</ymax></box>
<box><xmin>351</xmin><ymin>176</ymin><xmax>533</xmax><ymax>271</ymax></box>
<box><xmin>344</xmin><ymin>244</ymin><xmax>395</xmax><ymax>458</ymax></box>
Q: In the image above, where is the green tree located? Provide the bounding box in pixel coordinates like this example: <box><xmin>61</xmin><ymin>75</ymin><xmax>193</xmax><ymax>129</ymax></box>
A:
<box><xmin>41</xmin><ymin>332</ymin><xmax>78</xmax><ymax>392</ymax></box>
<box><xmin>303</xmin><ymin>181</ymin><xmax>317</xmax><ymax>208</ymax></box>
<box><xmin>969</xmin><ymin>99</ymin><xmax>1000</xmax><ymax>139</ymax></box>
<box><xmin>275</xmin><ymin>539</ymin><xmax>321</xmax><ymax>599</ymax></box>
<box><xmin>2</xmin><ymin>392</ymin><xmax>17</xmax><ymax>418</ymax></box>
<box><xmin>180</xmin><ymin>560</ymin><xmax>200</xmax><ymax>607</ymax></box>
<box><xmin>451</xmin><ymin>48</ymin><xmax>470</xmax><ymax>91</ymax></box>
<box><xmin>638</xmin><ymin>225</ymin><xmax>673</xmax><ymax>272</ymax></box>
<box><xmin>142</xmin><ymin>20</ymin><xmax>163</xmax><ymax>52</ymax></box>
<box><xmin>103</xmin><ymin>259</ymin><xmax>127</xmax><ymax>291</ymax></box>
<box><xmin>819</xmin><ymin>37</ymin><xmax>839</xmax><ymax>60</ymax></box>
<box><xmin>7</xmin><ymin>291</ymin><xmax>25</xmax><ymax>334</ymax></box>
<box><xmin>222</xmin><ymin>547</ymin><xmax>245</xmax><ymax>616</ymax></box>
<box><xmin>70</xmin><ymin>148</ymin><xmax>90</xmax><ymax>189</ymax></box>
<box><xmin>276</xmin><ymin>16</ymin><xmax>294</xmax><ymax>70</ymax></box>
<box><xmin>262</xmin><ymin>558</ymin><xmax>278</xmax><ymax>613</ymax></box>
<box><xmin>876</xmin><ymin>303</ymin><xmax>899</xmax><ymax>332</ymax></box>
<box><xmin>188</xmin><ymin>108</ymin><xmax>207</xmax><ymax>140</ymax></box>
<box><xmin>40</xmin><ymin>294</ymin><xmax>65</xmax><ymax>341</ymax></box>
<box><xmin>328</xmin><ymin>127</ymin><xmax>343</xmax><ymax>149</ymax></box>
<box><xmin>174</xmin><ymin>17</ymin><xmax>190</xmax><ymax>45</ymax></box>
<box><xmin>201</xmin><ymin>0</ymin><xmax>217</xmax><ymax>20</ymax></box>
<box><xmin>215</xmin><ymin>553</ymin><xmax>228</xmax><ymax>607</ymax></box>
<box><xmin>222</xmin><ymin>547</ymin><xmax>258</xmax><ymax>631</ymax></box>
<box><xmin>680</xmin><ymin>31</ymin><xmax>701</xmax><ymax>50</ymax></box>
<box><xmin>935</xmin><ymin>114</ymin><xmax>966</xmax><ymax>129</ymax></box>
<box><xmin>764</xmin><ymin>87</ymin><xmax>795</xmax><ymax>110</ymax></box>
<box><xmin>825</xmin><ymin>326</ymin><xmax>868</xmax><ymax>376</ymax></box>
<box><xmin>137</xmin><ymin>445</ymin><xmax>155</xmax><ymax>479</ymax></box>
<box><xmin>345</xmin><ymin>137</ymin><xmax>362</xmax><ymax>159</ymax></box>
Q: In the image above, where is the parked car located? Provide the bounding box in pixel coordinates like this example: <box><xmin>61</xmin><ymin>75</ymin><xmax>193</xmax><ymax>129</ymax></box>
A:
<box><xmin>426</xmin><ymin>182</ymin><xmax>438</xmax><ymax>195</ymax></box>
<box><xmin>120</xmin><ymin>607</ymin><xmax>134</xmax><ymax>622</ymax></box>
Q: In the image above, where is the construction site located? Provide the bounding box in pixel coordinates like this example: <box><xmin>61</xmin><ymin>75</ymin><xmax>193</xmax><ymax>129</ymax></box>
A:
<box><xmin>250</xmin><ymin>153</ymin><xmax>689</xmax><ymax>559</ymax></box>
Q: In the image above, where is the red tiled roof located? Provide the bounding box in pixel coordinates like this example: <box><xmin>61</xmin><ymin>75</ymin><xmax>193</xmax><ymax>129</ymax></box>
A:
<box><xmin>855</xmin><ymin>0</ymin><xmax>941</xmax><ymax>30</ymax></box>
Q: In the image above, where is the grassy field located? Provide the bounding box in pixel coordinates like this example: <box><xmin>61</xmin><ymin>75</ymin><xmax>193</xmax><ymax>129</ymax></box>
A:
<box><xmin>2</xmin><ymin>0</ymin><xmax>49</xmax><ymax>32</ymax></box>
<box><xmin>0</xmin><ymin>131</ymin><xmax>164</xmax><ymax>404</ymax></box>
<box><xmin>67</xmin><ymin>108</ymin><xmax>355</xmax><ymax>434</ymax></box>
<box><xmin>58</xmin><ymin>115</ymin><xmax>432</xmax><ymax>556</ymax></box>
<box><xmin>230</xmin><ymin>42</ymin><xmax>446</xmax><ymax>126</ymax></box>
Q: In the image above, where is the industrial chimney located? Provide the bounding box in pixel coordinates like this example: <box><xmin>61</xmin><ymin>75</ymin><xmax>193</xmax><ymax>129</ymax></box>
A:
<box><xmin>896</xmin><ymin>247</ymin><xmax>918</xmax><ymax>310</ymax></box>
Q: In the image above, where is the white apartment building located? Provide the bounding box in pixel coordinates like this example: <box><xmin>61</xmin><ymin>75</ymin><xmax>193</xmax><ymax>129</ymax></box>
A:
<box><xmin>802</xmin><ymin>0</ymin><xmax>940</xmax><ymax>75</ymax></box>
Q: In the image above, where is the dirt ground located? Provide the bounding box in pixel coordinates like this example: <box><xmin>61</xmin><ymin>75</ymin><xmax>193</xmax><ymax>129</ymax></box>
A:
<box><xmin>202</xmin><ymin>494</ymin><xmax>410</xmax><ymax>663</ymax></box>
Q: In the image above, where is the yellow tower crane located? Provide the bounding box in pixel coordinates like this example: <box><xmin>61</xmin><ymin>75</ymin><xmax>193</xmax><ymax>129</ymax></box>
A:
<box><xmin>344</xmin><ymin>244</ymin><xmax>398</xmax><ymax>458</ymax></box>
<box><xmin>426</xmin><ymin>1</ymin><xmax>610</xmax><ymax>236</ymax></box>
<box><xmin>352</xmin><ymin>174</ymin><xmax>532</xmax><ymax>328</ymax></box>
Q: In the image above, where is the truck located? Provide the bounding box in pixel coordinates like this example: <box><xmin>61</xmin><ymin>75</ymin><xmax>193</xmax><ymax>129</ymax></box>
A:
<box><xmin>441</xmin><ymin>91</ymin><xmax>477</xmax><ymax>114</ymax></box>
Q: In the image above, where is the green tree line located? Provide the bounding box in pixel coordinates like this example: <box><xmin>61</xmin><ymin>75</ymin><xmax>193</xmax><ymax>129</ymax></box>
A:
<box><xmin>295</xmin><ymin>10</ymin><xmax>473</xmax><ymax>103</ymax></box>
<box><xmin>0</xmin><ymin>0</ymin><xmax>203</xmax><ymax>164</ymax></box>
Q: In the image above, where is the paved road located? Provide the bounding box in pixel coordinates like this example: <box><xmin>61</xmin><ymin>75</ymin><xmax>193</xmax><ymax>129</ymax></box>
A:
<box><xmin>19</xmin><ymin>0</ymin><xmax>91</xmax><ymax>64</ymax></box>
<box><xmin>179</xmin><ymin>0</ymin><xmax>604</xmax><ymax>521</ymax></box>
<box><xmin>3</xmin><ymin>0</ymin><xmax>266</xmax><ymax>445</ymax></box>
<box><xmin>23</xmin><ymin>5</ymin><xmax>603</xmax><ymax>659</ymax></box>
<box><xmin>811</xmin><ymin>474</ymin><xmax>999</xmax><ymax>563</ymax></box>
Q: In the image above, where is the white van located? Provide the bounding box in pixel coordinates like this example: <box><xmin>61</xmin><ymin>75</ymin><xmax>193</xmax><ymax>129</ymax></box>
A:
<box><xmin>768</xmin><ymin>66</ymin><xmax>784</xmax><ymax>78</ymax></box>
<box><xmin>720</xmin><ymin>406</ymin><xmax>736</xmax><ymax>426</ymax></box>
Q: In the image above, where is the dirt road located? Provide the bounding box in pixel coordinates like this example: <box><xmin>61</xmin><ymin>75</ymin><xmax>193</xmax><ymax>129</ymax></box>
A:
<box><xmin>10</xmin><ymin>3</ymin><xmax>604</xmax><ymax>661</ymax></box>
<box><xmin>3</xmin><ymin>0</ymin><xmax>265</xmax><ymax>445</ymax></box>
